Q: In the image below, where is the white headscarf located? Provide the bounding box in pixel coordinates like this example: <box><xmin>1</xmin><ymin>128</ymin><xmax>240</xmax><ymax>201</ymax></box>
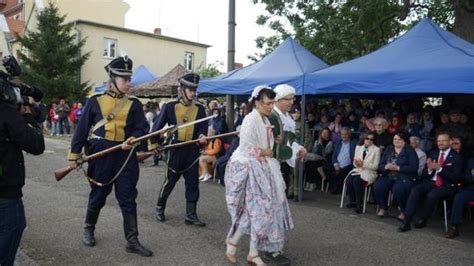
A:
<box><xmin>274</xmin><ymin>84</ymin><xmax>295</xmax><ymax>101</ymax></box>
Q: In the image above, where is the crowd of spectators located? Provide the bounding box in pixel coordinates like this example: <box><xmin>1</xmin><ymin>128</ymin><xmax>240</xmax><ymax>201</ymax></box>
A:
<box><xmin>200</xmin><ymin>97</ymin><xmax>474</xmax><ymax>239</ymax></box>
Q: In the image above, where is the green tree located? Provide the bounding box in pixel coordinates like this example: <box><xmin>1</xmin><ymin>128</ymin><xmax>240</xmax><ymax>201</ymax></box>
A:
<box><xmin>252</xmin><ymin>0</ymin><xmax>471</xmax><ymax>65</ymax></box>
<box><xmin>196</xmin><ymin>61</ymin><xmax>223</xmax><ymax>78</ymax></box>
<box><xmin>17</xmin><ymin>3</ymin><xmax>90</xmax><ymax>104</ymax></box>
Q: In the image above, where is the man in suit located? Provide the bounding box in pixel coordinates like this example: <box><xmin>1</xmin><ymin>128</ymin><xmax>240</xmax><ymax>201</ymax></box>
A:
<box><xmin>398</xmin><ymin>132</ymin><xmax>462</xmax><ymax>232</ymax></box>
<box><xmin>330</xmin><ymin>127</ymin><xmax>357</xmax><ymax>194</ymax></box>
<box><xmin>446</xmin><ymin>157</ymin><xmax>474</xmax><ymax>238</ymax></box>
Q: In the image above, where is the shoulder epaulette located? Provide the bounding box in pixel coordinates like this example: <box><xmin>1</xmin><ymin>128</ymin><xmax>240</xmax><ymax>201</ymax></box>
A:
<box><xmin>163</xmin><ymin>100</ymin><xmax>178</xmax><ymax>106</ymax></box>
<box><xmin>90</xmin><ymin>91</ymin><xmax>105</xmax><ymax>98</ymax></box>
<box><xmin>194</xmin><ymin>100</ymin><xmax>205</xmax><ymax>107</ymax></box>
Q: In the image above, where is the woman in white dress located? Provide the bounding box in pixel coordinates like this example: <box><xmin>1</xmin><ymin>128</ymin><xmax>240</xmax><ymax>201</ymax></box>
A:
<box><xmin>224</xmin><ymin>86</ymin><xmax>293</xmax><ymax>266</ymax></box>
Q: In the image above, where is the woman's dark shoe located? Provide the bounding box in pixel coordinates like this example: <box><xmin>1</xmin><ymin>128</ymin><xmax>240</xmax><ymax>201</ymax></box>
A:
<box><xmin>398</xmin><ymin>223</ymin><xmax>411</xmax><ymax>232</ymax></box>
<box><xmin>354</xmin><ymin>207</ymin><xmax>362</xmax><ymax>214</ymax></box>
<box><xmin>445</xmin><ymin>226</ymin><xmax>459</xmax><ymax>239</ymax></box>
<box><xmin>346</xmin><ymin>202</ymin><xmax>356</xmax><ymax>209</ymax></box>
<box><xmin>413</xmin><ymin>219</ymin><xmax>427</xmax><ymax>229</ymax></box>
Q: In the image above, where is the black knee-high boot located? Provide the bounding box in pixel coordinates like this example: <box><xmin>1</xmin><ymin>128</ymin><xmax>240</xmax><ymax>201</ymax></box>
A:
<box><xmin>123</xmin><ymin>212</ymin><xmax>153</xmax><ymax>257</ymax></box>
<box><xmin>83</xmin><ymin>208</ymin><xmax>100</xmax><ymax>247</ymax></box>
<box><xmin>184</xmin><ymin>202</ymin><xmax>206</xmax><ymax>227</ymax></box>
<box><xmin>154</xmin><ymin>197</ymin><xmax>167</xmax><ymax>222</ymax></box>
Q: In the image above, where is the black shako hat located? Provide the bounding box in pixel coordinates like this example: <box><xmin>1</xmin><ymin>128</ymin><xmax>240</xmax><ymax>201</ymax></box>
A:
<box><xmin>105</xmin><ymin>56</ymin><xmax>133</xmax><ymax>77</ymax></box>
<box><xmin>179</xmin><ymin>73</ymin><xmax>200</xmax><ymax>89</ymax></box>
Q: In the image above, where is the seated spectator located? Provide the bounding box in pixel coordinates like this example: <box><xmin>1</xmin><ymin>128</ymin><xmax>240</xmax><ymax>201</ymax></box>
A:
<box><xmin>419</xmin><ymin>109</ymin><xmax>435</xmax><ymax>152</ymax></box>
<box><xmin>328</xmin><ymin>112</ymin><xmax>343</xmax><ymax>144</ymax></box>
<box><xmin>214</xmin><ymin>134</ymin><xmax>240</xmax><ymax>186</ymax></box>
<box><xmin>304</xmin><ymin>128</ymin><xmax>334</xmax><ymax>191</ymax></box>
<box><xmin>198</xmin><ymin>128</ymin><xmax>222</xmax><ymax>182</ymax></box>
<box><xmin>387</xmin><ymin>115</ymin><xmax>403</xmax><ymax>135</ymax></box>
<box><xmin>235</xmin><ymin>103</ymin><xmax>251</xmax><ymax>128</ymax></box>
<box><xmin>410</xmin><ymin>136</ymin><xmax>427</xmax><ymax>176</ymax></box>
<box><xmin>438</xmin><ymin>112</ymin><xmax>450</xmax><ymax>127</ymax></box>
<box><xmin>437</xmin><ymin>110</ymin><xmax>472</xmax><ymax>147</ymax></box>
<box><xmin>313</xmin><ymin>114</ymin><xmax>330</xmax><ymax>137</ymax></box>
<box><xmin>373</xmin><ymin>132</ymin><xmax>419</xmax><ymax>218</ymax></box>
<box><xmin>451</xmin><ymin>135</ymin><xmax>464</xmax><ymax>157</ymax></box>
<box><xmin>345</xmin><ymin>132</ymin><xmax>381</xmax><ymax>213</ymax></box>
<box><xmin>460</xmin><ymin>113</ymin><xmax>468</xmax><ymax>125</ymax></box>
<box><xmin>207</xmin><ymin>99</ymin><xmax>219</xmax><ymax>116</ymax></box>
<box><xmin>330</xmin><ymin>127</ymin><xmax>357</xmax><ymax>194</ymax></box>
<box><xmin>306</xmin><ymin>112</ymin><xmax>317</xmax><ymax>129</ymax></box>
<box><xmin>446</xmin><ymin>157</ymin><xmax>474</xmax><ymax>239</ymax></box>
<box><xmin>358</xmin><ymin>115</ymin><xmax>370</xmax><ymax>142</ymax></box>
<box><xmin>209</xmin><ymin>108</ymin><xmax>228</xmax><ymax>135</ymax></box>
<box><xmin>370</xmin><ymin>118</ymin><xmax>392</xmax><ymax>150</ymax></box>
<box><xmin>343</xmin><ymin>112</ymin><xmax>359</xmax><ymax>134</ymax></box>
<box><xmin>320</xmin><ymin>106</ymin><xmax>329</xmax><ymax>117</ymax></box>
<box><xmin>405</xmin><ymin>113</ymin><xmax>421</xmax><ymax>137</ymax></box>
<box><xmin>398</xmin><ymin>132</ymin><xmax>462</xmax><ymax>232</ymax></box>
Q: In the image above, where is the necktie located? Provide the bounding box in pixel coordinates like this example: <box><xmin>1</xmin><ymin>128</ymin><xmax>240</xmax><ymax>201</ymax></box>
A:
<box><xmin>435</xmin><ymin>151</ymin><xmax>445</xmax><ymax>187</ymax></box>
<box><xmin>363</xmin><ymin>146</ymin><xmax>368</xmax><ymax>160</ymax></box>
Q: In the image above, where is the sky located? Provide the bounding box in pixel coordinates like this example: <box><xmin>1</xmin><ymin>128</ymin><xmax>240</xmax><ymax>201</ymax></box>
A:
<box><xmin>123</xmin><ymin>0</ymin><xmax>273</xmax><ymax>70</ymax></box>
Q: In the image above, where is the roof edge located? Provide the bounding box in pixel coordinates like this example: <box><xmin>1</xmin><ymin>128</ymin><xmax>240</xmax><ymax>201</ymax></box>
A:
<box><xmin>72</xmin><ymin>19</ymin><xmax>211</xmax><ymax>48</ymax></box>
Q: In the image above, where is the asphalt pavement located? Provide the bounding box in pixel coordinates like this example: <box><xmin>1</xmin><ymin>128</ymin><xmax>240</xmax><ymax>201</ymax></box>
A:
<box><xmin>14</xmin><ymin>137</ymin><xmax>474</xmax><ymax>265</ymax></box>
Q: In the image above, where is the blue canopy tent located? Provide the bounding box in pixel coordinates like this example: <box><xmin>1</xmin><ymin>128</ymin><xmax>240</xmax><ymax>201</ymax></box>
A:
<box><xmin>305</xmin><ymin>19</ymin><xmax>474</xmax><ymax>96</ymax></box>
<box><xmin>198</xmin><ymin>37</ymin><xmax>328</xmax><ymax>203</ymax></box>
<box><xmin>94</xmin><ymin>64</ymin><xmax>159</xmax><ymax>93</ymax></box>
<box><xmin>197</xmin><ymin>37</ymin><xmax>328</xmax><ymax>95</ymax></box>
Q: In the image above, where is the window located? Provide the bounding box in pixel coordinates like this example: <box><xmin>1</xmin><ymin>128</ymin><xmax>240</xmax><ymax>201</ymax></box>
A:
<box><xmin>103</xmin><ymin>38</ymin><xmax>117</xmax><ymax>58</ymax></box>
<box><xmin>184</xmin><ymin>52</ymin><xmax>194</xmax><ymax>71</ymax></box>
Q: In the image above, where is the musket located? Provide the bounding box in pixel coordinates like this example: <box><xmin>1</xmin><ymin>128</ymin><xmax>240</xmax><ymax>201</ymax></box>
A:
<box><xmin>136</xmin><ymin>130</ymin><xmax>239</xmax><ymax>162</ymax></box>
<box><xmin>53</xmin><ymin>114</ymin><xmax>217</xmax><ymax>181</ymax></box>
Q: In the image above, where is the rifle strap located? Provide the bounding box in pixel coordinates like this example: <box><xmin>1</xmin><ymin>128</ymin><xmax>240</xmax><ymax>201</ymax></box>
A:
<box><xmin>88</xmin><ymin>95</ymin><xmax>129</xmax><ymax>141</ymax></box>
<box><xmin>81</xmin><ymin>145</ymin><xmax>136</xmax><ymax>187</ymax></box>
<box><xmin>162</xmin><ymin>150</ymin><xmax>201</xmax><ymax>175</ymax></box>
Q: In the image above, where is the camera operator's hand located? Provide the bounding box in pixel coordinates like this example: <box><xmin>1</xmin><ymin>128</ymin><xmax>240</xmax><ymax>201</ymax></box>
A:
<box><xmin>69</xmin><ymin>160</ymin><xmax>79</xmax><ymax>169</ymax></box>
<box><xmin>20</xmin><ymin>96</ymin><xmax>35</xmax><ymax>114</ymax></box>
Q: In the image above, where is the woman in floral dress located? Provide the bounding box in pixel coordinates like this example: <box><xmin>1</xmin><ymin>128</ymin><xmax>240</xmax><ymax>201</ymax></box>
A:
<box><xmin>224</xmin><ymin>86</ymin><xmax>293</xmax><ymax>266</ymax></box>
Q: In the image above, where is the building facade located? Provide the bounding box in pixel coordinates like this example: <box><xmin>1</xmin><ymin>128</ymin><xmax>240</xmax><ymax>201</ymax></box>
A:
<box><xmin>4</xmin><ymin>0</ymin><xmax>208</xmax><ymax>94</ymax></box>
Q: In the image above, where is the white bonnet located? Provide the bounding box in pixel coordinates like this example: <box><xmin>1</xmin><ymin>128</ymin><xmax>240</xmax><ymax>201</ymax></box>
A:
<box><xmin>274</xmin><ymin>84</ymin><xmax>295</xmax><ymax>101</ymax></box>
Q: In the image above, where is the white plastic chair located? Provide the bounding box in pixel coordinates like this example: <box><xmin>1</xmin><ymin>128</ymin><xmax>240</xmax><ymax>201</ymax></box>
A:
<box><xmin>340</xmin><ymin>176</ymin><xmax>372</xmax><ymax>213</ymax></box>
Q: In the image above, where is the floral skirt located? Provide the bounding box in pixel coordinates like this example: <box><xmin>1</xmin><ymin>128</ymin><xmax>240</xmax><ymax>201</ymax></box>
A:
<box><xmin>225</xmin><ymin>156</ymin><xmax>294</xmax><ymax>252</ymax></box>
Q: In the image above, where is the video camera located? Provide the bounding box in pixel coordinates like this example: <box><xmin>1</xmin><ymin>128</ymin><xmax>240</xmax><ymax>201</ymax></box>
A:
<box><xmin>0</xmin><ymin>55</ymin><xmax>43</xmax><ymax>106</ymax></box>
<box><xmin>0</xmin><ymin>56</ymin><xmax>46</xmax><ymax>122</ymax></box>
